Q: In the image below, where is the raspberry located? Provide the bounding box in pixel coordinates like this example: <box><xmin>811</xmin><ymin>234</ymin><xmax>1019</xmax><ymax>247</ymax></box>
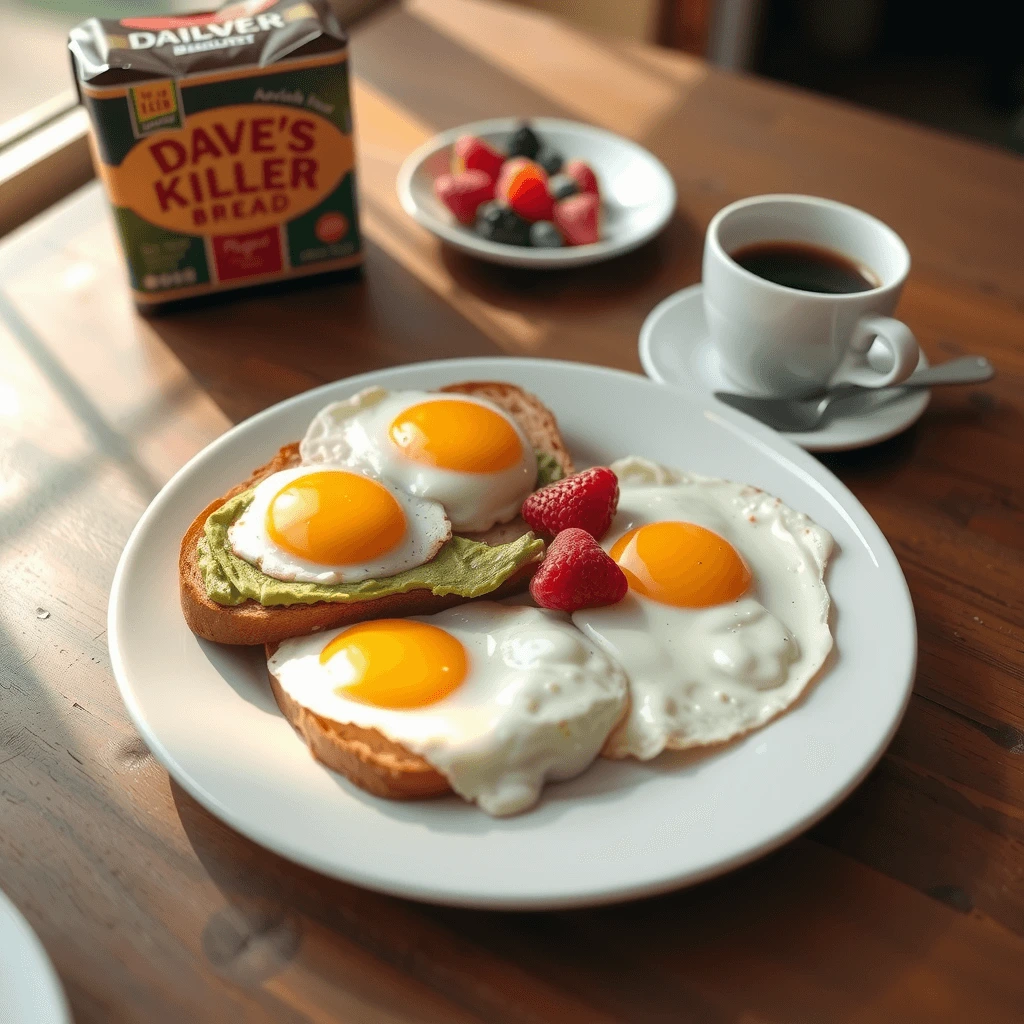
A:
<box><xmin>530</xmin><ymin>529</ymin><xmax>628</xmax><ymax>612</ymax></box>
<box><xmin>434</xmin><ymin>169</ymin><xmax>494</xmax><ymax>224</ymax></box>
<box><xmin>521</xmin><ymin>466</ymin><xmax>619</xmax><ymax>540</ymax></box>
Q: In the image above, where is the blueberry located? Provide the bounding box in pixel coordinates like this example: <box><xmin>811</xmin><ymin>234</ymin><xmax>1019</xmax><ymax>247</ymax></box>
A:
<box><xmin>507</xmin><ymin>123</ymin><xmax>540</xmax><ymax>159</ymax></box>
<box><xmin>476</xmin><ymin>204</ymin><xmax>531</xmax><ymax>246</ymax></box>
<box><xmin>530</xmin><ymin>221</ymin><xmax>563</xmax><ymax>248</ymax></box>
<box><xmin>548</xmin><ymin>174</ymin><xmax>579</xmax><ymax>201</ymax></box>
<box><xmin>536</xmin><ymin>148</ymin><xmax>563</xmax><ymax>175</ymax></box>
<box><xmin>476</xmin><ymin>201</ymin><xmax>504</xmax><ymax>228</ymax></box>
<box><xmin>496</xmin><ymin>210</ymin><xmax>532</xmax><ymax>246</ymax></box>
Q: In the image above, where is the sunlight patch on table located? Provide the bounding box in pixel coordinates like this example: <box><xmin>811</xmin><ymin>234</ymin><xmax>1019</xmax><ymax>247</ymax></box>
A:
<box><xmin>408</xmin><ymin>0</ymin><xmax>696</xmax><ymax>137</ymax></box>
<box><xmin>354</xmin><ymin>79</ymin><xmax>548</xmax><ymax>355</ymax></box>
<box><xmin>353</xmin><ymin>77</ymin><xmax>435</xmax><ymax>161</ymax></box>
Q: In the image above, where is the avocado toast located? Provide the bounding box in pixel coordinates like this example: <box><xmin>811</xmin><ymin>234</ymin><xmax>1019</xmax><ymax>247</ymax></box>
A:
<box><xmin>180</xmin><ymin>382</ymin><xmax>573</xmax><ymax>645</ymax></box>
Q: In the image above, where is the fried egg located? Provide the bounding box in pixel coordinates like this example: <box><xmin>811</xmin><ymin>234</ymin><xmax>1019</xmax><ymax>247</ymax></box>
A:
<box><xmin>229</xmin><ymin>465</ymin><xmax>451</xmax><ymax>584</ymax></box>
<box><xmin>572</xmin><ymin>457</ymin><xmax>834</xmax><ymax>760</ymax></box>
<box><xmin>268</xmin><ymin>603</ymin><xmax>629</xmax><ymax>815</ymax></box>
<box><xmin>299</xmin><ymin>388</ymin><xmax>537</xmax><ymax>533</ymax></box>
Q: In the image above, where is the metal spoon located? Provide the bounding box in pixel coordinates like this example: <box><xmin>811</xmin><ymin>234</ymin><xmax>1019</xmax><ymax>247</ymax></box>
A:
<box><xmin>713</xmin><ymin>356</ymin><xmax>994</xmax><ymax>433</ymax></box>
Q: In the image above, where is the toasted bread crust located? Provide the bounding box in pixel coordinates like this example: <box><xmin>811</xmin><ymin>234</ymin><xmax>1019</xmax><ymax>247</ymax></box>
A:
<box><xmin>266</xmin><ymin>649</ymin><xmax>452</xmax><ymax>799</ymax></box>
<box><xmin>266</xmin><ymin>633</ymin><xmax>632</xmax><ymax>805</ymax></box>
<box><xmin>180</xmin><ymin>382</ymin><xmax>573</xmax><ymax>646</ymax></box>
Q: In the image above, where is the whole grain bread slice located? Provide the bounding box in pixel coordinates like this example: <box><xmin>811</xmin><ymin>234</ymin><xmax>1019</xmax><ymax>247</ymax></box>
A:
<box><xmin>180</xmin><ymin>382</ymin><xmax>574</xmax><ymax>646</ymax></box>
<box><xmin>265</xmin><ymin>631</ymin><xmax>632</xmax><ymax>805</ymax></box>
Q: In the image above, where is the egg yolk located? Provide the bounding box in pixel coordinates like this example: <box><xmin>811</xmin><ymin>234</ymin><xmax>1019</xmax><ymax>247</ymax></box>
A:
<box><xmin>266</xmin><ymin>471</ymin><xmax>406</xmax><ymax>565</ymax></box>
<box><xmin>610</xmin><ymin>521</ymin><xmax>752</xmax><ymax>608</ymax></box>
<box><xmin>321</xmin><ymin>619</ymin><xmax>468</xmax><ymax>709</ymax></box>
<box><xmin>389</xmin><ymin>399</ymin><xmax>523</xmax><ymax>473</ymax></box>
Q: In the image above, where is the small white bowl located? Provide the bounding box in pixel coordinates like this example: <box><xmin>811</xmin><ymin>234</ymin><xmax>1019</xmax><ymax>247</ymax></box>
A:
<box><xmin>396</xmin><ymin>117</ymin><xmax>677</xmax><ymax>269</ymax></box>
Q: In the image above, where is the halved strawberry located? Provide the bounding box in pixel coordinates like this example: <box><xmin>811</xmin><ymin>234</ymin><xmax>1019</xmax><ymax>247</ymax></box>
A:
<box><xmin>452</xmin><ymin>135</ymin><xmax>505</xmax><ymax>182</ymax></box>
<box><xmin>435</xmin><ymin>169</ymin><xmax>495</xmax><ymax>224</ymax></box>
<box><xmin>553</xmin><ymin>192</ymin><xmax>600</xmax><ymax>246</ymax></box>
<box><xmin>564</xmin><ymin>159</ymin><xmax>599</xmax><ymax>197</ymax></box>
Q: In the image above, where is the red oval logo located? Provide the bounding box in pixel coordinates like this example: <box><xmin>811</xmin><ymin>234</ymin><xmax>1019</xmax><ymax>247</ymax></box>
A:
<box><xmin>315</xmin><ymin>212</ymin><xmax>348</xmax><ymax>244</ymax></box>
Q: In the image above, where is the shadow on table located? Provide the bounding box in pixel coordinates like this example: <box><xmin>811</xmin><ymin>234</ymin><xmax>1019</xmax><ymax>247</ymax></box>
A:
<box><xmin>172</xmin><ymin>778</ymin><xmax>969</xmax><ymax>1021</ymax></box>
<box><xmin>436</xmin><ymin>210</ymin><xmax>698</xmax><ymax>309</ymax></box>
<box><xmin>142</xmin><ymin>212</ymin><xmax>699</xmax><ymax>433</ymax></box>
<box><xmin>817</xmin><ymin>419</ymin><xmax>922</xmax><ymax>476</ymax></box>
<box><xmin>140</xmin><ymin>236</ymin><xmax>515</xmax><ymax>427</ymax></box>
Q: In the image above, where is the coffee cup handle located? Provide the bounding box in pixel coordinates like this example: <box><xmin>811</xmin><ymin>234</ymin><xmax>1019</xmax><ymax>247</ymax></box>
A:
<box><xmin>832</xmin><ymin>315</ymin><xmax>920</xmax><ymax>388</ymax></box>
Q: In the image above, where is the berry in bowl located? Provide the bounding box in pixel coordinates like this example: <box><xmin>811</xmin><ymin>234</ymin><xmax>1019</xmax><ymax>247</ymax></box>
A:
<box><xmin>435</xmin><ymin>124</ymin><xmax>601</xmax><ymax>249</ymax></box>
<box><xmin>397</xmin><ymin>117</ymin><xmax>676</xmax><ymax>269</ymax></box>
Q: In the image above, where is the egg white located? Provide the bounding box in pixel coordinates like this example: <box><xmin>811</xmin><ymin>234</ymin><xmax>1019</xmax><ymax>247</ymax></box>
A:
<box><xmin>299</xmin><ymin>388</ymin><xmax>537</xmax><ymax>533</ymax></box>
<box><xmin>572</xmin><ymin>457</ymin><xmax>834</xmax><ymax>760</ymax></box>
<box><xmin>268</xmin><ymin>603</ymin><xmax>629</xmax><ymax>816</ymax></box>
<box><xmin>229</xmin><ymin>464</ymin><xmax>451</xmax><ymax>585</ymax></box>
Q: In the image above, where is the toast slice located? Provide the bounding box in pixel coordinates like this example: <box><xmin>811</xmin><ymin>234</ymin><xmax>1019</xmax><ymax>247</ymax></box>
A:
<box><xmin>180</xmin><ymin>382</ymin><xmax>574</xmax><ymax>646</ymax></box>
<box><xmin>266</xmin><ymin>642</ymin><xmax>451</xmax><ymax>799</ymax></box>
<box><xmin>265</xmin><ymin>631</ymin><xmax>632</xmax><ymax>805</ymax></box>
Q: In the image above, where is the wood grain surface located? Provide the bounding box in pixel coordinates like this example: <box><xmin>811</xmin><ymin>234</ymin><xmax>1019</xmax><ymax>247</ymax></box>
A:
<box><xmin>1</xmin><ymin>1</ymin><xmax>1023</xmax><ymax>1020</ymax></box>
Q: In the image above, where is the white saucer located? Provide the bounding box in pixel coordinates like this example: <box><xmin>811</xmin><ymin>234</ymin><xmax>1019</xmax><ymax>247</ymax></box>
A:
<box><xmin>639</xmin><ymin>284</ymin><xmax>930</xmax><ymax>452</ymax></box>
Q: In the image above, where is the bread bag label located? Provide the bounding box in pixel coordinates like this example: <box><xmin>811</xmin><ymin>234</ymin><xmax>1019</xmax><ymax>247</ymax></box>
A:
<box><xmin>70</xmin><ymin>0</ymin><xmax>361</xmax><ymax>305</ymax></box>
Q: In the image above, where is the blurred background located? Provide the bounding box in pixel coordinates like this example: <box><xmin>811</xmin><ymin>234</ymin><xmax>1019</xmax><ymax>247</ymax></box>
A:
<box><xmin>3</xmin><ymin>0</ymin><xmax>1023</xmax><ymax>150</ymax></box>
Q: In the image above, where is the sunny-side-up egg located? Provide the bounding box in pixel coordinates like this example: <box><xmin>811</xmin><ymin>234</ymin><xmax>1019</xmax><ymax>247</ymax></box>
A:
<box><xmin>229</xmin><ymin>464</ymin><xmax>451</xmax><ymax>583</ymax></box>
<box><xmin>267</xmin><ymin>603</ymin><xmax>630</xmax><ymax>815</ymax></box>
<box><xmin>298</xmin><ymin>387</ymin><xmax>538</xmax><ymax>533</ymax></box>
<box><xmin>572</xmin><ymin>457</ymin><xmax>834</xmax><ymax>760</ymax></box>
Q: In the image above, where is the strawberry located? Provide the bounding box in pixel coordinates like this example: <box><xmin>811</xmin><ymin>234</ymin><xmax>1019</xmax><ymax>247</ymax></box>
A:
<box><xmin>434</xmin><ymin>169</ymin><xmax>495</xmax><ymax>224</ymax></box>
<box><xmin>452</xmin><ymin>135</ymin><xmax>505</xmax><ymax>182</ymax></box>
<box><xmin>496</xmin><ymin>158</ymin><xmax>553</xmax><ymax>220</ymax></box>
<box><xmin>521</xmin><ymin>466</ymin><xmax>619</xmax><ymax>540</ymax></box>
<box><xmin>564</xmin><ymin>159</ymin><xmax>599</xmax><ymax>197</ymax></box>
<box><xmin>553</xmin><ymin>193</ymin><xmax>600</xmax><ymax>245</ymax></box>
<box><xmin>508</xmin><ymin>177</ymin><xmax>554</xmax><ymax>222</ymax></box>
<box><xmin>495</xmin><ymin>156</ymin><xmax>537</xmax><ymax>199</ymax></box>
<box><xmin>529</xmin><ymin>529</ymin><xmax>628</xmax><ymax>612</ymax></box>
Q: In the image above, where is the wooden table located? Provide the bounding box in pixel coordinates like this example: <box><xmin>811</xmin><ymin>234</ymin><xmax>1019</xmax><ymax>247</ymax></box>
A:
<box><xmin>2</xmin><ymin>1</ymin><xmax>1023</xmax><ymax>1020</ymax></box>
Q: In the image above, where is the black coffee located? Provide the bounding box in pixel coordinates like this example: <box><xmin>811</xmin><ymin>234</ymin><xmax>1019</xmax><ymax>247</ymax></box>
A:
<box><xmin>730</xmin><ymin>241</ymin><xmax>879</xmax><ymax>294</ymax></box>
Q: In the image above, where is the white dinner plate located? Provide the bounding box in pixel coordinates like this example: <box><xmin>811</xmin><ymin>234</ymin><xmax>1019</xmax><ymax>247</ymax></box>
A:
<box><xmin>109</xmin><ymin>358</ymin><xmax>916</xmax><ymax>909</ymax></box>
<box><xmin>0</xmin><ymin>889</ymin><xmax>71</xmax><ymax>1024</ymax></box>
<box><xmin>396</xmin><ymin>117</ymin><xmax>676</xmax><ymax>268</ymax></box>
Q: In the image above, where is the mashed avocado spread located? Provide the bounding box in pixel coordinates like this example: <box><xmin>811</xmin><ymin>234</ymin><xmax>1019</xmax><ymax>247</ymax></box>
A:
<box><xmin>198</xmin><ymin>451</ymin><xmax>562</xmax><ymax>607</ymax></box>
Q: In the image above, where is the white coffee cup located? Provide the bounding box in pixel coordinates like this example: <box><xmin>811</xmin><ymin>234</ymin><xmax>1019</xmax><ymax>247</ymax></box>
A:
<box><xmin>703</xmin><ymin>194</ymin><xmax>918</xmax><ymax>396</ymax></box>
